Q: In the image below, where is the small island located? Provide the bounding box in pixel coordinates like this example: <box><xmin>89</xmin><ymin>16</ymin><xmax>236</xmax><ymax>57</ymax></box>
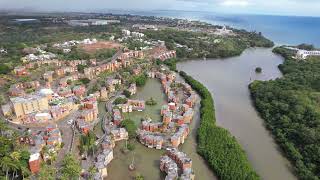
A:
<box><xmin>255</xmin><ymin>67</ymin><xmax>262</xmax><ymax>73</ymax></box>
<box><xmin>145</xmin><ymin>97</ymin><xmax>157</xmax><ymax>106</ymax></box>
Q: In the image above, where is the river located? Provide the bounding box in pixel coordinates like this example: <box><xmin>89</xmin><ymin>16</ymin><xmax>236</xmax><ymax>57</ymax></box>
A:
<box><xmin>177</xmin><ymin>47</ymin><xmax>296</xmax><ymax>180</ymax></box>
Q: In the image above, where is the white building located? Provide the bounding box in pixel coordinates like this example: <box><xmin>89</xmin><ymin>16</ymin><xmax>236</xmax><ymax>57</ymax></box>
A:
<box><xmin>0</xmin><ymin>48</ymin><xmax>8</xmax><ymax>54</ymax></box>
<box><xmin>122</xmin><ymin>29</ymin><xmax>131</xmax><ymax>37</ymax></box>
<box><xmin>296</xmin><ymin>50</ymin><xmax>320</xmax><ymax>60</ymax></box>
<box><xmin>89</xmin><ymin>19</ymin><xmax>109</xmax><ymax>25</ymax></box>
<box><xmin>131</xmin><ymin>32</ymin><xmax>145</xmax><ymax>38</ymax></box>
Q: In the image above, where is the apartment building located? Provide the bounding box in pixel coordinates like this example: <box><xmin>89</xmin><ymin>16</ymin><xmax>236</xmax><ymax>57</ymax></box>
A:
<box><xmin>10</xmin><ymin>94</ymin><xmax>49</xmax><ymax>120</ymax></box>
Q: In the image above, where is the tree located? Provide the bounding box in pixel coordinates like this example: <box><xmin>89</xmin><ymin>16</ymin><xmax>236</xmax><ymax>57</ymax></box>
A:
<box><xmin>113</xmin><ymin>97</ymin><xmax>128</xmax><ymax>105</ymax></box>
<box><xmin>249</xmin><ymin>46</ymin><xmax>320</xmax><ymax>179</ymax></box>
<box><xmin>79</xmin><ymin>78</ymin><xmax>90</xmax><ymax>85</ymax></box>
<box><xmin>20</xmin><ymin>166</ymin><xmax>31</xmax><ymax>180</ymax></box>
<box><xmin>77</xmin><ymin>64</ymin><xmax>87</xmax><ymax>73</ymax></box>
<box><xmin>88</xmin><ymin>166</ymin><xmax>97</xmax><ymax>180</ymax></box>
<box><xmin>79</xmin><ymin>131</ymin><xmax>97</xmax><ymax>157</ymax></box>
<box><xmin>120</xmin><ymin>119</ymin><xmax>137</xmax><ymax>139</ymax></box>
<box><xmin>60</xmin><ymin>154</ymin><xmax>81</xmax><ymax>180</ymax></box>
<box><xmin>0</xmin><ymin>64</ymin><xmax>11</xmax><ymax>74</ymax></box>
<box><xmin>255</xmin><ymin>67</ymin><xmax>262</xmax><ymax>73</ymax></box>
<box><xmin>0</xmin><ymin>156</ymin><xmax>18</xmax><ymax>180</ymax></box>
<box><xmin>123</xmin><ymin>90</ymin><xmax>131</xmax><ymax>98</ymax></box>
<box><xmin>38</xmin><ymin>163</ymin><xmax>56</xmax><ymax>180</ymax></box>
<box><xmin>10</xmin><ymin>151</ymin><xmax>21</xmax><ymax>161</ymax></box>
<box><xmin>134</xmin><ymin>74</ymin><xmax>147</xmax><ymax>87</ymax></box>
<box><xmin>134</xmin><ymin>173</ymin><xmax>144</xmax><ymax>180</ymax></box>
<box><xmin>297</xmin><ymin>43</ymin><xmax>314</xmax><ymax>50</ymax></box>
<box><xmin>146</xmin><ymin>97</ymin><xmax>157</xmax><ymax>106</ymax></box>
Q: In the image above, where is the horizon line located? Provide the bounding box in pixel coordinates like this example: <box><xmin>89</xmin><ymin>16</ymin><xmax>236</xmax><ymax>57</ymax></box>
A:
<box><xmin>0</xmin><ymin>8</ymin><xmax>319</xmax><ymax>18</ymax></box>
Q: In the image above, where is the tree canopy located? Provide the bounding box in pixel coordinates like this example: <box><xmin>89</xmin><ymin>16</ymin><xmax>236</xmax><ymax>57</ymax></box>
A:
<box><xmin>250</xmin><ymin>46</ymin><xmax>320</xmax><ymax>180</ymax></box>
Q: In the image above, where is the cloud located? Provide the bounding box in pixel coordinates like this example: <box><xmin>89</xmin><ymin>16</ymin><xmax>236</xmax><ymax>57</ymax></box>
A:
<box><xmin>220</xmin><ymin>0</ymin><xmax>250</xmax><ymax>7</ymax></box>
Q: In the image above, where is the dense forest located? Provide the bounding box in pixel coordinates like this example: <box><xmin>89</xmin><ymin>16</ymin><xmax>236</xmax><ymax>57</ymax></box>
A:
<box><xmin>144</xmin><ymin>28</ymin><xmax>273</xmax><ymax>59</ymax></box>
<box><xmin>250</xmin><ymin>46</ymin><xmax>320</xmax><ymax>180</ymax></box>
<box><xmin>179</xmin><ymin>71</ymin><xmax>259</xmax><ymax>180</ymax></box>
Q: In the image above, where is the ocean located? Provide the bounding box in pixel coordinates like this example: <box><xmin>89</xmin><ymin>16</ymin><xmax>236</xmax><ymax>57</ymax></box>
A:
<box><xmin>109</xmin><ymin>10</ymin><xmax>320</xmax><ymax>47</ymax></box>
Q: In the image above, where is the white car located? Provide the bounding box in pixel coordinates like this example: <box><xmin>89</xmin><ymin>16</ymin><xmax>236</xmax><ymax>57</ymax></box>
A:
<box><xmin>67</xmin><ymin>119</ymin><xmax>74</xmax><ymax>125</ymax></box>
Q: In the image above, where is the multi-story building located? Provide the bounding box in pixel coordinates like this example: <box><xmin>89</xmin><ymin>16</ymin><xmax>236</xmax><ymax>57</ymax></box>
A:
<box><xmin>10</xmin><ymin>94</ymin><xmax>49</xmax><ymax>120</ymax></box>
<box><xmin>29</xmin><ymin>153</ymin><xmax>41</xmax><ymax>174</ymax></box>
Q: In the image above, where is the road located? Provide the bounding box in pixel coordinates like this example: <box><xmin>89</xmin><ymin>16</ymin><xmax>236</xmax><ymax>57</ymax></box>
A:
<box><xmin>55</xmin><ymin>110</ymin><xmax>79</xmax><ymax>167</ymax></box>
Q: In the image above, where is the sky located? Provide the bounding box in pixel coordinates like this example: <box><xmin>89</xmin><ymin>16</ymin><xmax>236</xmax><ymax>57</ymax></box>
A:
<box><xmin>0</xmin><ymin>0</ymin><xmax>319</xmax><ymax>17</ymax></box>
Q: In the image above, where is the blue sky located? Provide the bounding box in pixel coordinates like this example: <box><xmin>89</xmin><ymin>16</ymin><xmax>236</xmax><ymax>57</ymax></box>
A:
<box><xmin>0</xmin><ymin>0</ymin><xmax>319</xmax><ymax>17</ymax></box>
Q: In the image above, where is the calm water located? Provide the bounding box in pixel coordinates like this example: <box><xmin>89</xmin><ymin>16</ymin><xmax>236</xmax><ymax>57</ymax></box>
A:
<box><xmin>177</xmin><ymin>48</ymin><xmax>296</xmax><ymax>180</ymax></box>
<box><xmin>108</xmin><ymin>78</ymin><xmax>216</xmax><ymax>180</ymax></box>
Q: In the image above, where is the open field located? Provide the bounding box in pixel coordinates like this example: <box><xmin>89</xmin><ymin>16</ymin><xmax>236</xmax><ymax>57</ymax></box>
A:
<box><xmin>80</xmin><ymin>41</ymin><xmax>122</xmax><ymax>53</ymax></box>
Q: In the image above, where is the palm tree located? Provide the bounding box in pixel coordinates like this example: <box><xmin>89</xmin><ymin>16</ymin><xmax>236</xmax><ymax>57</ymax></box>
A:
<box><xmin>10</xmin><ymin>151</ymin><xmax>22</xmax><ymax>179</ymax></box>
<box><xmin>48</xmin><ymin>151</ymin><xmax>57</xmax><ymax>164</ymax></box>
<box><xmin>88</xmin><ymin>166</ymin><xmax>97</xmax><ymax>180</ymax></box>
<box><xmin>0</xmin><ymin>156</ymin><xmax>11</xmax><ymax>180</ymax></box>
<box><xmin>0</xmin><ymin>121</ymin><xmax>9</xmax><ymax>136</ymax></box>
<box><xmin>61</xmin><ymin>154</ymin><xmax>81</xmax><ymax>179</ymax></box>
<box><xmin>0</xmin><ymin>156</ymin><xmax>18</xmax><ymax>180</ymax></box>
<box><xmin>20</xmin><ymin>166</ymin><xmax>30</xmax><ymax>180</ymax></box>
<box><xmin>38</xmin><ymin>163</ymin><xmax>56</xmax><ymax>180</ymax></box>
<box><xmin>10</xmin><ymin>151</ymin><xmax>21</xmax><ymax>161</ymax></box>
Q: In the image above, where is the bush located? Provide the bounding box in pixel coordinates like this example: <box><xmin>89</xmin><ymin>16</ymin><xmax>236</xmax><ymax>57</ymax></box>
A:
<box><xmin>113</xmin><ymin>97</ymin><xmax>128</xmax><ymax>105</ymax></box>
<box><xmin>146</xmin><ymin>97</ymin><xmax>157</xmax><ymax>106</ymax></box>
<box><xmin>127</xmin><ymin>143</ymin><xmax>135</xmax><ymax>151</ymax></box>
<box><xmin>123</xmin><ymin>90</ymin><xmax>131</xmax><ymax>98</ymax></box>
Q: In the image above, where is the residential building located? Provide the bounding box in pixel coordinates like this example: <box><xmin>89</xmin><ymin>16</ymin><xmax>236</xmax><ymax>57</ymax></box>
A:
<box><xmin>14</xmin><ymin>66</ymin><xmax>28</xmax><ymax>76</ymax></box>
<box><xmin>73</xmin><ymin>85</ymin><xmax>86</xmax><ymax>97</ymax></box>
<box><xmin>296</xmin><ymin>50</ymin><xmax>320</xmax><ymax>59</ymax></box>
<box><xmin>10</xmin><ymin>94</ymin><xmax>49</xmax><ymax>120</ymax></box>
<box><xmin>111</xmin><ymin>128</ymin><xmax>128</xmax><ymax>141</ymax></box>
<box><xmin>76</xmin><ymin>119</ymin><xmax>90</xmax><ymax>134</ymax></box>
<box><xmin>29</xmin><ymin>153</ymin><xmax>41</xmax><ymax>174</ymax></box>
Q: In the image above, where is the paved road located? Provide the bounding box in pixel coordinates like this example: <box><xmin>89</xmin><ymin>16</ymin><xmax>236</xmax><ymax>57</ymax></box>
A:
<box><xmin>55</xmin><ymin>110</ymin><xmax>79</xmax><ymax>167</ymax></box>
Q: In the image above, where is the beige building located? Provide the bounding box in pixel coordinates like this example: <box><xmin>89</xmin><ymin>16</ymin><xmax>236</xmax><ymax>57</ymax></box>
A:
<box><xmin>10</xmin><ymin>94</ymin><xmax>49</xmax><ymax>120</ymax></box>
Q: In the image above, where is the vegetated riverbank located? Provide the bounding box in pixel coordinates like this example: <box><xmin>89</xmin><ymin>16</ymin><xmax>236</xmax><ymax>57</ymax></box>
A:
<box><xmin>145</xmin><ymin>28</ymin><xmax>274</xmax><ymax>60</ymax></box>
<box><xmin>161</xmin><ymin>58</ymin><xmax>259</xmax><ymax>179</ymax></box>
<box><xmin>249</xmin><ymin>46</ymin><xmax>320</xmax><ymax>180</ymax></box>
<box><xmin>179</xmin><ymin>71</ymin><xmax>259</xmax><ymax>179</ymax></box>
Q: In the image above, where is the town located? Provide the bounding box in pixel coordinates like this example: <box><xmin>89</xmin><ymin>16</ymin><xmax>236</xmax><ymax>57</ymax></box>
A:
<box><xmin>0</xmin><ymin>11</ymin><xmax>277</xmax><ymax>180</ymax></box>
<box><xmin>0</xmin><ymin>18</ymin><xmax>199</xmax><ymax>179</ymax></box>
